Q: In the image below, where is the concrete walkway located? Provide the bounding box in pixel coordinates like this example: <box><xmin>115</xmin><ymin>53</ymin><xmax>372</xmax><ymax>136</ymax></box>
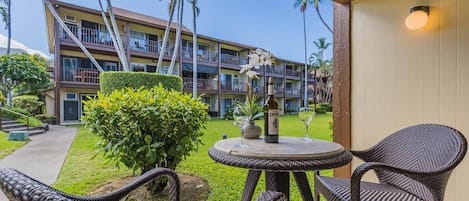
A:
<box><xmin>0</xmin><ymin>125</ymin><xmax>77</xmax><ymax>200</ymax></box>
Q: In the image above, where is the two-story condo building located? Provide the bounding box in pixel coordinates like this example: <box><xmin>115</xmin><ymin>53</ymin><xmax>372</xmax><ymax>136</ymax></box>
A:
<box><xmin>44</xmin><ymin>0</ymin><xmax>315</xmax><ymax>124</ymax></box>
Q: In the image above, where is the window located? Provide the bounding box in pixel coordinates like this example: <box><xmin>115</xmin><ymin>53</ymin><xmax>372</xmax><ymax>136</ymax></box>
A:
<box><xmin>103</xmin><ymin>62</ymin><xmax>118</xmax><ymax>71</ymax></box>
<box><xmin>286</xmin><ymin>82</ymin><xmax>293</xmax><ymax>90</ymax></box>
<box><xmin>130</xmin><ymin>31</ymin><xmax>146</xmax><ymax>50</ymax></box>
<box><xmin>65</xmin><ymin>93</ymin><xmax>77</xmax><ymax>100</ymax></box>
<box><xmin>131</xmin><ymin>63</ymin><xmax>146</xmax><ymax>72</ymax></box>
<box><xmin>63</xmin><ymin>57</ymin><xmax>78</xmax><ymax>81</ymax></box>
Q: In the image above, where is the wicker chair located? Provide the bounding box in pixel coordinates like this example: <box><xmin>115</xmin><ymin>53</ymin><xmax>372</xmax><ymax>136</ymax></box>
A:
<box><xmin>315</xmin><ymin>124</ymin><xmax>467</xmax><ymax>201</ymax></box>
<box><xmin>0</xmin><ymin>167</ymin><xmax>180</xmax><ymax>201</ymax></box>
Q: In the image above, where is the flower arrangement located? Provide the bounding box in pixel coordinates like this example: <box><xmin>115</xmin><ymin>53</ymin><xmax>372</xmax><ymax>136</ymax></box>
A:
<box><xmin>236</xmin><ymin>48</ymin><xmax>273</xmax><ymax>121</ymax></box>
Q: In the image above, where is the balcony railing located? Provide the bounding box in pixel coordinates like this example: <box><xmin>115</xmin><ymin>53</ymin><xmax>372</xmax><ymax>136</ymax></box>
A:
<box><xmin>275</xmin><ymin>87</ymin><xmax>284</xmax><ymax>95</ymax></box>
<box><xmin>183</xmin><ymin>78</ymin><xmax>218</xmax><ymax>91</ymax></box>
<box><xmin>221</xmin><ymin>80</ymin><xmax>247</xmax><ymax>92</ymax></box>
<box><xmin>221</xmin><ymin>54</ymin><xmax>239</xmax><ymax>65</ymax></box>
<box><xmin>129</xmin><ymin>37</ymin><xmax>175</xmax><ymax>57</ymax></box>
<box><xmin>62</xmin><ymin>68</ymin><xmax>100</xmax><ymax>84</ymax></box>
<box><xmin>181</xmin><ymin>47</ymin><xmax>218</xmax><ymax>63</ymax></box>
<box><xmin>266</xmin><ymin>67</ymin><xmax>284</xmax><ymax>76</ymax></box>
<box><xmin>286</xmin><ymin>69</ymin><xmax>300</xmax><ymax>77</ymax></box>
<box><xmin>61</xmin><ymin>26</ymin><xmax>117</xmax><ymax>48</ymax></box>
<box><xmin>285</xmin><ymin>89</ymin><xmax>300</xmax><ymax>96</ymax></box>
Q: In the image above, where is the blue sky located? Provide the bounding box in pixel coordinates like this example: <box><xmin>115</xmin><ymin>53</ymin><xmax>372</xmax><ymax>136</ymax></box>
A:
<box><xmin>0</xmin><ymin>0</ymin><xmax>333</xmax><ymax>63</ymax></box>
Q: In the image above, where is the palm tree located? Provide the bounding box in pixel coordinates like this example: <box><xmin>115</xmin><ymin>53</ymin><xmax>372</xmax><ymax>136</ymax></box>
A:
<box><xmin>0</xmin><ymin>0</ymin><xmax>10</xmax><ymax>54</ymax></box>
<box><xmin>309</xmin><ymin>37</ymin><xmax>331</xmax><ymax>103</ymax></box>
<box><xmin>312</xmin><ymin>0</ymin><xmax>332</xmax><ymax>33</ymax></box>
<box><xmin>156</xmin><ymin>0</ymin><xmax>177</xmax><ymax>73</ymax></box>
<box><xmin>190</xmin><ymin>0</ymin><xmax>200</xmax><ymax>98</ymax></box>
<box><xmin>294</xmin><ymin>0</ymin><xmax>309</xmax><ymax>107</ymax></box>
<box><xmin>167</xmin><ymin>0</ymin><xmax>183</xmax><ymax>75</ymax></box>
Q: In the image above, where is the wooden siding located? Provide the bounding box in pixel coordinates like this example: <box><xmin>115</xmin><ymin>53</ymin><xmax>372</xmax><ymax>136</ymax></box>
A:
<box><xmin>351</xmin><ymin>0</ymin><xmax>469</xmax><ymax>200</ymax></box>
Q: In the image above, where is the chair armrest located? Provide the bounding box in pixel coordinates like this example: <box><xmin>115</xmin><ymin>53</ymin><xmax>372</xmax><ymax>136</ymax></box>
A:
<box><xmin>350</xmin><ymin>162</ymin><xmax>431</xmax><ymax>201</ymax></box>
<box><xmin>0</xmin><ymin>168</ymin><xmax>180</xmax><ymax>201</ymax></box>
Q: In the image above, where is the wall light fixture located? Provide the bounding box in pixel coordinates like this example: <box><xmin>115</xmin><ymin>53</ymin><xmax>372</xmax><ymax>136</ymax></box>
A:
<box><xmin>405</xmin><ymin>6</ymin><xmax>430</xmax><ymax>30</ymax></box>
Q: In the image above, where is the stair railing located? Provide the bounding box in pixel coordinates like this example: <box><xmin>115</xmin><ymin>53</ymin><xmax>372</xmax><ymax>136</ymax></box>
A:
<box><xmin>0</xmin><ymin>107</ymin><xmax>29</xmax><ymax>131</ymax></box>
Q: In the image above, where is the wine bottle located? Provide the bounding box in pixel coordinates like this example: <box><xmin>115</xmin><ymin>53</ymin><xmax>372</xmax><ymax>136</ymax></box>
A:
<box><xmin>264</xmin><ymin>77</ymin><xmax>279</xmax><ymax>143</ymax></box>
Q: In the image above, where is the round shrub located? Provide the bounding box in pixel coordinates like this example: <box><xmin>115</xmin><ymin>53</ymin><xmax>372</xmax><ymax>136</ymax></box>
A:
<box><xmin>319</xmin><ymin>103</ymin><xmax>332</xmax><ymax>112</ymax></box>
<box><xmin>12</xmin><ymin>95</ymin><xmax>44</xmax><ymax>115</ymax></box>
<box><xmin>82</xmin><ymin>86</ymin><xmax>209</xmax><ymax>192</ymax></box>
<box><xmin>100</xmin><ymin>71</ymin><xmax>182</xmax><ymax>94</ymax></box>
<box><xmin>315</xmin><ymin>105</ymin><xmax>327</xmax><ymax>114</ymax></box>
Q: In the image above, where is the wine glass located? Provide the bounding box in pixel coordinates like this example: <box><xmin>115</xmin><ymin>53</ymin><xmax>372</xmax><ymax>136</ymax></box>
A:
<box><xmin>233</xmin><ymin>106</ymin><xmax>248</xmax><ymax>148</ymax></box>
<box><xmin>298</xmin><ymin>107</ymin><xmax>315</xmax><ymax>141</ymax></box>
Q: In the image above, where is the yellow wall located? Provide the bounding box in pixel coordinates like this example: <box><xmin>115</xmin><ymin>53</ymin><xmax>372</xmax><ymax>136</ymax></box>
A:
<box><xmin>351</xmin><ymin>0</ymin><xmax>469</xmax><ymax>200</ymax></box>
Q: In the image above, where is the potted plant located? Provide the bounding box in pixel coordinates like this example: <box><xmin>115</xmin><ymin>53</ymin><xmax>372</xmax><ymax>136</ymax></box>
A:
<box><xmin>236</xmin><ymin>49</ymin><xmax>273</xmax><ymax>139</ymax></box>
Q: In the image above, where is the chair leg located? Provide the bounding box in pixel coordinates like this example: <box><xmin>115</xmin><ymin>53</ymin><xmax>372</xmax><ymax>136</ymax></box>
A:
<box><xmin>314</xmin><ymin>171</ymin><xmax>320</xmax><ymax>201</ymax></box>
<box><xmin>242</xmin><ymin>170</ymin><xmax>261</xmax><ymax>201</ymax></box>
<box><xmin>293</xmin><ymin>172</ymin><xmax>314</xmax><ymax>201</ymax></box>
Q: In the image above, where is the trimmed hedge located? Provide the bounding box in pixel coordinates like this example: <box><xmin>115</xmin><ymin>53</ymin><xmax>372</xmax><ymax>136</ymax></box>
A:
<box><xmin>100</xmin><ymin>72</ymin><xmax>182</xmax><ymax>94</ymax></box>
<box><xmin>12</xmin><ymin>95</ymin><xmax>44</xmax><ymax>115</ymax></box>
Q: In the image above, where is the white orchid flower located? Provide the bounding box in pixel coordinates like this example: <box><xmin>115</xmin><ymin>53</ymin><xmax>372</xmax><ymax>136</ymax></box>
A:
<box><xmin>246</xmin><ymin>70</ymin><xmax>259</xmax><ymax>79</ymax></box>
<box><xmin>255</xmin><ymin>48</ymin><xmax>263</xmax><ymax>55</ymax></box>
<box><xmin>248</xmin><ymin>53</ymin><xmax>260</xmax><ymax>67</ymax></box>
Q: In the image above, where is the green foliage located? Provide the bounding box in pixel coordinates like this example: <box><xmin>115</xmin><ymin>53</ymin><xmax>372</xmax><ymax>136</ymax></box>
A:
<box><xmin>12</xmin><ymin>95</ymin><xmax>43</xmax><ymax>115</ymax></box>
<box><xmin>17</xmin><ymin>117</ymin><xmax>42</xmax><ymax>128</ymax></box>
<box><xmin>0</xmin><ymin>131</ymin><xmax>29</xmax><ymax>160</ymax></box>
<box><xmin>100</xmin><ymin>72</ymin><xmax>182</xmax><ymax>94</ymax></box>
<box><xmin>35</xmin><ymin>114</ymin><xmax>56</xmax><ymax>124</ymax></box>
<box><xmin>82</xmin><ymin>86</ymin><xmax>209</xmax><ymax>192</ymax></box>
<box><xmin>224</xmin><ymin>107</ymin><xmax>234</xmax><ymax>120</ymax></box>
<box><xmin>3</xmin><ymin>107</ymin><xmax>32</xmax><ymax>119</ymax></box>
<box><xmin>0</xmin><ymin>92</ymin><xmax>5</xmax><ymax>103</ymax></box>
<box><xmin>319</xmin><ymin>103</ymin><xmax>332</xmax><ymax>112</ymax></box>
<box><xmin>315</xmin><ymin>104</ymin><xmax>327</xmax><ymax>114</ymax></box>
<box><xmin>0</xmin><ymin>54</ymin><xmax>50</xmax><ymax>92</ymax></box>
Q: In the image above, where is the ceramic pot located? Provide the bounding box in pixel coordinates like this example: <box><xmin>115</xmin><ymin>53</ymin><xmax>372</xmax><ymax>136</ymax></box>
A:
<box><xmin>243</xmin><ymin>120</ymin><xmax>261</xmax><ymax>139</ymax></box>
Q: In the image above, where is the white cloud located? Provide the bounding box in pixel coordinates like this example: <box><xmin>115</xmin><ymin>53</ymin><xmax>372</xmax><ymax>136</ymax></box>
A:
<box><xmin>0</xmin><ymin>34</ymin><xmax>51</xmax><ymax>60</ymax></box>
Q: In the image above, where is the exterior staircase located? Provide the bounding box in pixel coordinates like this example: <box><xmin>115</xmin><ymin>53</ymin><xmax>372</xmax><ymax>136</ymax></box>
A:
<box><xmin>1</xmin><ymin>118</ymin><xmax>48</xmax><ymax>136</ymax></box>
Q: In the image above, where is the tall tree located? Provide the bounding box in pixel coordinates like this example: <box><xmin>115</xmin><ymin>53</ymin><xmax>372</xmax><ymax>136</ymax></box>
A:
<box><xmin>167</xmin><ymin>0</ymin><xmax>183</xmax><ymax>74</ymax></box>
<box><xmin>309</xmin><ymin>37</ymin><xmax>332</xmax><ymax>103</ymax></box>
<box><xmin>0</xmin><ymin>54</ymin><xmax>50</xmax><ymax>106</ymax></box>
<box><xmin>312</xmin><ymin>0</ymin><xmax>332</xmax><ymax>33</ymax></box>
<box><xmin>294</xmin><ymin>0</ymin><xmax>310</xmax><ymax>107</ymax></box>
<box><xmin>0</xmin><ymin>0</ymin><xmax>11</xmax><ymax>54</ymax></box>
<box><xmin>190</xmin><ymin>0</ymin><xmax>199</xmax><ymax>98</ymax></box>
<box><xmin>156</xmin><ymin>0</ymin><xmax>177</xmax><ymax>73</ymax></box>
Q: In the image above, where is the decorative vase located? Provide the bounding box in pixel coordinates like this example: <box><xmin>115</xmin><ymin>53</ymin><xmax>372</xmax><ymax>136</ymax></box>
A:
<box><xmin>243</xmin><ymin>120</ymin><xmax>261</xmax><ymax>139</ymax></box>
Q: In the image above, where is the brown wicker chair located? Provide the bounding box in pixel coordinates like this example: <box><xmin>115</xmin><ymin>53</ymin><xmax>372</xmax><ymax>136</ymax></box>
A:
<box><xmin>0</xmin><ymin>167</ymin><xmax>180</xmax><ymax>201</ymax></box>
<box><xmin>315</xmin><ymin>124</ymin><xmax>467</xmax><ymax>201</ymax></box>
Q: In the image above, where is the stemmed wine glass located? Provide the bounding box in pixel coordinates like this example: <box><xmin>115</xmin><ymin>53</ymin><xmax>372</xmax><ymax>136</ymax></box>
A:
<box><xmin>233</xmin><ymin>106</ymin><xmax>248</xmax><ymax>148</ymax></box>
<box><xmin>298</xmin><ymin>107</ymin><xmax>315</xmax><ymax>141</ymax></box>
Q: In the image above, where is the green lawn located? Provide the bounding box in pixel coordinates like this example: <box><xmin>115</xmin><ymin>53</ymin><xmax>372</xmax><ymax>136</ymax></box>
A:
<box><xmin>53</xmin><ymin>113</ymin><xmax>333</xmax><ymax>200</ymax></box>
<box><xmin>0</xmin><ymin>131</ymin><xmax>29</xmax><ymax>159</ymax></box>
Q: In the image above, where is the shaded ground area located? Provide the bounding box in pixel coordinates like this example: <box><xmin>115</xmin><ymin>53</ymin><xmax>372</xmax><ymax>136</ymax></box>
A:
<box><xmin>91</xmin><ymin>173</ymin><xmax>210</xmax><ymax>201</ymax></box>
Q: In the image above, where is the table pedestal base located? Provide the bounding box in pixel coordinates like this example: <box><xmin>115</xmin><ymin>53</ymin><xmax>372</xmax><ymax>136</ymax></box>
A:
<box><xmin>241</xmin><ymin>170</ymin><xmax>315</xmax><ymax>201</ymax></box>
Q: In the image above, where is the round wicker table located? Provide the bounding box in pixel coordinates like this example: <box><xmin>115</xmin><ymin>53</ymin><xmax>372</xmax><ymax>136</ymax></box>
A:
<box><xmin>208</xmin><ymin>137</ymin><xmax>352</xmax><ymax>201</ymax></box>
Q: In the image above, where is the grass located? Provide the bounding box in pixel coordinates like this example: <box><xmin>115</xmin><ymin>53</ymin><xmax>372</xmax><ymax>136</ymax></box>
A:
<box><xmin>53</xmin><ymin>114</ymin><xmax>333</xmax><ymax>200</ymax></box>
<box><xmin>52</xmin><ymin>126</ymin><xmax>131</xmax><ymax>194</ymax></box>
<box><xmin>0</xmin><ymin>131</ymin><xmax>29</xmax><ymax>159</ymax></box>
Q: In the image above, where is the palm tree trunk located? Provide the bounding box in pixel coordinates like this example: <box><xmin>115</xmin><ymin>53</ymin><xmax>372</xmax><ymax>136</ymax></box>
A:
<box><xmin>192</xmin><ymin>0</ymin><xmax>198</xmax><ymax>98</ymax></box>
<box><xmin>44</xmin><ymin>0</ymin><xmax>104</xmax><ymax>72</ymax></box>
<box><xmin>98</xmin><ymin>0</ymin><xmax>128</xmax><ymax>71</ymax></box>
<box><xmin>315</xmin><ymin>6</ymin><xmax>332</xmax><ymax>33</ymax></box>
<box><xmin>302</xmin><ymin>11</ymin><xmax>308</xmax><ymax>107</ymax></box>
<box><xmin>6</xmin><ymin>0</ymin><xmax>10</xmax><ymax>55</ymax></box>
<box><xmin>156</xmin><ymin>0</ymin><xmax>177</xmax><ymax>73</ymax></box>
<box><xmin>106</xmin><ymin>0</ymin><xmax>129</xmax><ymax>71</ymax></box>
<box><xmin>167</xmin><ymin>0</ymin><xmax>183</xmax><ymax>74</ymax></box>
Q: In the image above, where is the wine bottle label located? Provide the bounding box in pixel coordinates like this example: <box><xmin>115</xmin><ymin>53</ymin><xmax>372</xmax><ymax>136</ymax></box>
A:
<box><xmin>267</xmin><ymin>109</ymin><xmax>279</xmax><ymax>135</ymax></box>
